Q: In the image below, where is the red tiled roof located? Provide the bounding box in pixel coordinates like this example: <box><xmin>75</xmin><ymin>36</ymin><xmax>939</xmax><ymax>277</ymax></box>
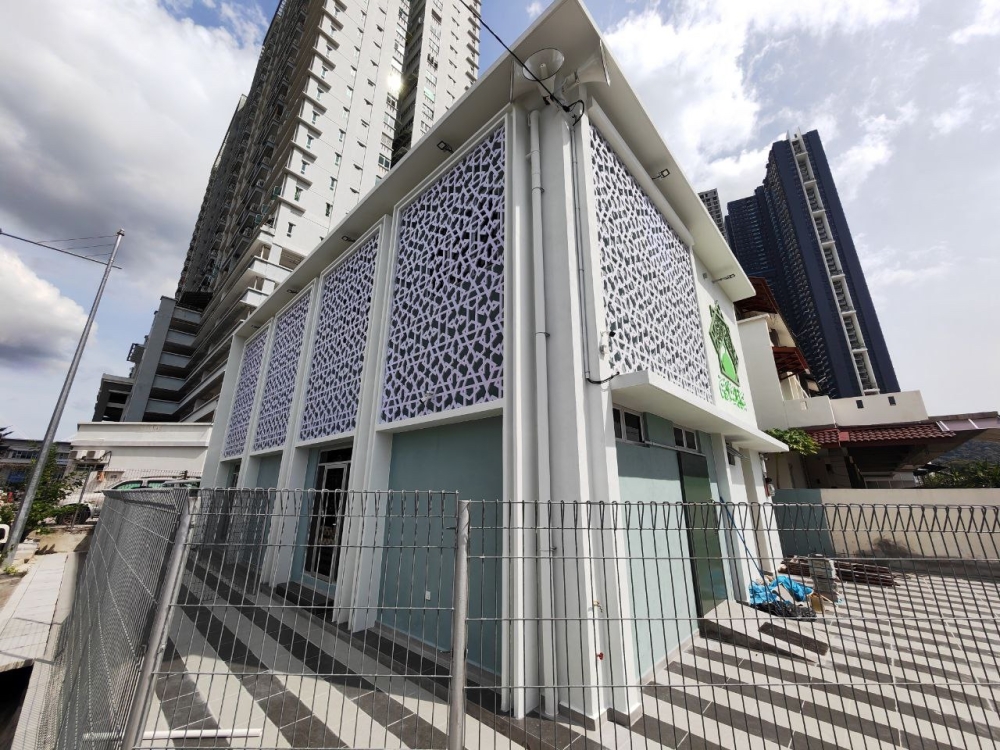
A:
<box><xmin>807</xmin><ymin>423</ymin><xmax>956</xmax><ymax>447</ymax></box>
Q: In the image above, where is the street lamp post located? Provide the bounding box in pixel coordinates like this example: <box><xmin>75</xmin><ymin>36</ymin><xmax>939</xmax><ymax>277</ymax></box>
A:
<box><xmin>2</xmin><ymin>229</ymin><xmax>125</xmax><ymax>567</ymax></box>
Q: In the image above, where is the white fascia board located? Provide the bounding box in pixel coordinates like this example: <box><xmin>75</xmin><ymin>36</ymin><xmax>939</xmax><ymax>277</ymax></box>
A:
<box><xmin>610</xmin><ymin>370</ymin><xmax>787</xmax><ymax>453</ymax></box>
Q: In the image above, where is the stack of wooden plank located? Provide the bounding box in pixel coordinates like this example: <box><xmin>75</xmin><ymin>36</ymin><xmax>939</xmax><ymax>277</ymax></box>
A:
<box><xmin>782</xmin><ymin>556</ymin><xmax>901</xmax><ymax>586</ymax></box>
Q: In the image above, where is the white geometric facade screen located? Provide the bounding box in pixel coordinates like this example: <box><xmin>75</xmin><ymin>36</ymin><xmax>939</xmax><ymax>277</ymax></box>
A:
<box><xmin>222</xmin><ymin>328</ymin><xmax>269</xmax><ymax>458</ymax></box>
<box><xmin>299</xmin><ymin>233</ymin><xmax>379</xmax><ymax>441</ymax></box>
<box><xmin>589</xmin><ymin>124</ymin><xmax>713</xmax><ymax>402</ymax></box>
<box><xmin>252</xmin><ymin>290</ymin><xmax>312</xmax><ymax>451</ymax></box>
<box><xmin>380</xmin><ymin>125</ymin><xmax>505</xmax><ymax>423</ymax></box>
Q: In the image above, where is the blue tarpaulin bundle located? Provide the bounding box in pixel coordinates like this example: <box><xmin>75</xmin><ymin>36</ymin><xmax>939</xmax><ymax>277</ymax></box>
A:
<box><xmin>748</xmin><ymin>575</ymin><xmax>813</xmax><ymax>606</ymax></box>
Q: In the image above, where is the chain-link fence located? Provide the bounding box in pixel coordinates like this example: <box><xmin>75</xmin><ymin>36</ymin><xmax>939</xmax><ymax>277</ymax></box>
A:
<box><xmin>40</xmin><ymin>489</ymin><xmax>190</xmax><ymax>750</ymax></box>
<box><xmin>40</xmin><ymin>490</ymin><xmax>1000</xmax><ymax>749</ymax></box>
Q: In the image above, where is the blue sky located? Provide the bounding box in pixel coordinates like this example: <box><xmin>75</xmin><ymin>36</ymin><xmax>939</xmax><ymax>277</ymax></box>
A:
<box><xmin>1</xmin><ymin>0</ymin><xmax>999</xmax><ymax>438</ymax></box>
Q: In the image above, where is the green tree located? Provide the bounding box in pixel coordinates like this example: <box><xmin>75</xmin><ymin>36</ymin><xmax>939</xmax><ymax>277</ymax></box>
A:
<box><xmin>764</xmin><ymin>428</ymin><xmax>821</xmax><ymax>490</ymax></box>
<box><xmin>15</xmin><ymin>448</ymin><xmax>83</xmax><ymax>538</ymax></box>
<box><xmin>765</xmin><ymin>428</ymin><xmax>820</xmax><ymax>456</ymax></box>
<box><xmin>922</xmin><ymin>461</ymin><xmax>1000</xmax><ymax>489</ymax></box>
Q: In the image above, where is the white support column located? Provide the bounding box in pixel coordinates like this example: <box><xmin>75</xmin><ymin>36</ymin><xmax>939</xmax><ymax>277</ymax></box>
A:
<box><xmin>505</xmin><ymin>107</ymin><xmax>539</xmax><ymax>718</ymax></box>
<box><xmin>338</xmin><ymin>217</ymin><xmax>395</xmax><ymax>632</ymax></box>
<box><xmin>203</xmin><ymin>335</ymin><xmax>249</xmax><ymax>488</ymax></box>
<box><xmin>571</xmin><ymin>102</ymin><xmax>642</xmax><ymax>721</ymax></box>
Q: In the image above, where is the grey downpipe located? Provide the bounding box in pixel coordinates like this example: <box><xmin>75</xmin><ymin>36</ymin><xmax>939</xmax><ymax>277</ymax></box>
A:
<box><xmin>568</xmin><ymin>116</ymin><xmax>594</xmax><ymax>381</ymax></box>
<box><xmin>529</xmin><ymin>108</ymin><xmax>559</xmax><ymax>717</ymax></box>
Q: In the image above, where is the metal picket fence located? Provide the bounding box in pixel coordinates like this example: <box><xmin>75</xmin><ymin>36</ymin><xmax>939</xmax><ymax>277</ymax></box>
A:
<box><xmin>39</xmin><ymin>490</ymin><xmax>1000</xmax><ymax>750</ymax></box>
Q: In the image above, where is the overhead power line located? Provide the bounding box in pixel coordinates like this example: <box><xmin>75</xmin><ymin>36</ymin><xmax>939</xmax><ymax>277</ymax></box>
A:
<box><xmin>0</xmin><ymin>229</ymin><xmax>123</xmax><ymax>268</ymax></box>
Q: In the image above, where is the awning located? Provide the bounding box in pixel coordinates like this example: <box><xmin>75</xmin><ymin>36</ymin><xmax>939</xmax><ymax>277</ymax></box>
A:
<box><xmin>610</xmin><ymin>370</ymin><xmax>787</xmax><ymax>453</ymax></box>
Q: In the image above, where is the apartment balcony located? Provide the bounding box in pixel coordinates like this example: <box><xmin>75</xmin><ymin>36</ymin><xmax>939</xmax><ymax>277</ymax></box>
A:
<box><xmin>144</xmin><ymin>398</ymin><xmax>178</xmax><ymax>416</ymax></box>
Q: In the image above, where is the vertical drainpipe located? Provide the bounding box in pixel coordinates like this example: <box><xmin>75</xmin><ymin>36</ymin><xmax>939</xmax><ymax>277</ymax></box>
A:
<box><xmin>529</xmin><ymin>107</ymin><xmax>559</xmax><ymax>717</ymax></box>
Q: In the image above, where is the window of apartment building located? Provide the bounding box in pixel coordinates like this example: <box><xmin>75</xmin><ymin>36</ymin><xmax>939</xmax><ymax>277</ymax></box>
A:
<box><xmin>674</xmin><ymin>427</ymin><xmax>699</xmax><ymax>452</ymax></box>
<box><xmin>353</xmin><ymin>46</ymin><xmax>360</xmax><ymax>60</ymax></box>
<box><xmin>367</xmin><ymin>77</ymin><xmax>376</xmax><ymax>88</ymax></box>
<box><xmin>330</xmin><ymin>176</ymin><xmax>337</xmax><ymax>190</ymax></box>
<box><xmin>300</xmin><ymin>159</ymin><xmax>308</xmax><ymax>174</ymax></box>
<box><xmin>386</xmin><ymin>94</ymin><xmax>397</xmax><ymax>110</ymax></box>
<box><xmin>294</xmin><ymin>184</ymin><xmax>303</xmax><ymax>200</ymax></box>
<box><xmin>327</xmin><ymin>43</ymin><xmax>334</xmax><ymax>55</ymax></box>
<box><xmin>353</xmin><ymin>162</ymin><xmax>362</xmax><ymax>170</ymax></box>
<box><xmin>357</xmin><ymin>139</ymin><xmax>366</xmax><ymax>149</ymax></box>
<box><xmin>420</xmin><ymin>120</ymin><xmax>431</xmax><ymax>134</ymax></box>
<box><xmin>376</xmin><ymin>24</ymin><xmax>383</xmax><ymax>32</ymax></box>
<box><xmin>321</xmin><ymin>65</ymin><xmax>328</xmax><ymax>79</ymax></box>
<box><xmin>423</xmin><ymin>87</ymin><xmax>435</xmax><ymax>102</ymax></box>
<box><xmin>422</xmin><ymin>103</ymin><xmax>434</xmax><ymax>121</ymax></box>
<box><xmin>381</xmin><ymin>133</ymin><xmax>392</xmax><ymax>152</ymax></box>
<box><xmin>316</xmin><ymin>87</ymin><xmax>324</xmax><ymax>99</ymax></box>
<box><xmin>346</xmin><ymin>85</ymin><xmax>354</xmax><ymax>98</ymax></box>
<box><xmin>350</xmin><ymin>65</ymin><xmax>357</xmax><ymax>78</ymax></box>
<box><xmin>286</xmin><ymin>222</ymin><xmax>295</xmax><ymax>237</ymax></box>
<box><xmin>343</xmin><ymin>107</ymin><xmax>350</xmax><ymax>121</ymax></box>
<box><xmin>611</xmin><ymin>408</ymin><xmax>644</xmax><ymax>443</ymax></box>
<box><xmin>312</xmin><ymin>110</ymin><xmax>320</xmax><ymax>124</ymax></box>
<box><xmin>378</xmin><ymin>154</ymin><xmax>390</xmax><ymax>169</ymax></box>
<box><xmin>306</xmin><ymin>134</ymin><xmax>314</xmax><ymax>149</ymax></box>
<box><xmin>384</xmin><ymin>112</ymin><xmax>395</xmax><ymax>127</ymax></box>
<box><xmin>338</xmin><ymin>129</ymin><xmax>345</xmax><ymax>142</ymax></box>
<box><xmin>427</xmin><ymin>71</ymin><xmax>438</xmax><ymax>86</ymax></box>
<box><xmin>335</xmin><ymin>152</ymin><xmax>342</xmax><ymax>166</ymax></box>
<box><xmin>325</xmin><ymin>203</ymin><xmax>333</xmax><ymax>217</ymax></box>
<box><xmin>361</xmin><ymin>119</ymin><xmax>369</xmax><ymax>129</ymax></box>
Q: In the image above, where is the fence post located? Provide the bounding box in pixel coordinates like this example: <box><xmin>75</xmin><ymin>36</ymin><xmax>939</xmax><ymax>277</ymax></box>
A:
<box><xmin>119</xmin><ymin>490</ymin><xmax>197</xmax><ymax>750</ymax></box>
<box><xmin>448</xmin><ymin>499</ymin><xmax>471</xmax><ymax>750</ymax></box>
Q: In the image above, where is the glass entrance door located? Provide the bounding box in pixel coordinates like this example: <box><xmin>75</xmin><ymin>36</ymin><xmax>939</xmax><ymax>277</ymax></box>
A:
<box><xmin>305</xmin><ymin>460</ymin><xmax>350</xmax><ymax>582</ymax></box>
<box><xmin>678</xmin><ymin>451</ymin><xmax>728</xmax><ymax>616</ymax></box>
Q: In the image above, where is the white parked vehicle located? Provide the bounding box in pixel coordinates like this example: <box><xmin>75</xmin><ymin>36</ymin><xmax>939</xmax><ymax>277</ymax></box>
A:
<box><xmin>63</xmin><ymin>476</ymin><xmax>190</xmax><ymax>520</ymax></box>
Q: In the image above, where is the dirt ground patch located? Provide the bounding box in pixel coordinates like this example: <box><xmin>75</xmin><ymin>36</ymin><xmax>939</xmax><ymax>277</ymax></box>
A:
<box><xmin>30</xmin><ymin>526</ymin><xmax>93</xmax><ymax>555</ymax></box>
<box><xmin>0</xmin><ymin>576</ymin><xmax>22</xmax><ymax>612</ymax></box>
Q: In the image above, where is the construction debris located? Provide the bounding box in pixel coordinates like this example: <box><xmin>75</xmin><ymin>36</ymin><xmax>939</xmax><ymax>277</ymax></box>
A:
<box><xmin>782</xmin><ymin>556</ymin><xmax>901</xmax><ymax>586</ymax></box>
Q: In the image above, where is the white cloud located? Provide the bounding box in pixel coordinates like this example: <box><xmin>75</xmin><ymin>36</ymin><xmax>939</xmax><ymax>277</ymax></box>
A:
<box><xmin>605</xmin><ymin>0</ymin><xmax>918</xmax><ymax>200</ymax></box>
<box><xmin>832</xmin><ymin>103</ymin><xmax>917</xmax><ymax>201</ymax></box>
<box><xmin>0</xmin><ymin>247</ymin><xmax>89</xmax><ymax>370</ymax></box>
<box><xmin>950</xmin><ymin>0</ymin><xmax>1000</xmax><ymax>43</ymax></box>
<box><xmin>0</xmin><ymin>0</ymin><xmax>264</xmax><ymax>296</ymax></box>
<box><xmin>931</xmin><ymin>86</ymin><xmax>978</xmax><ymax>135</ymax></box>
<box><xmin>855</xmin><ymin>240</ymin><xmax>954</xmax><ymax>304</ymax></box>
<box><xmin>527</xmin><ymin>1</ymin><xmax>544</xmax><ymax>20</ymax></box>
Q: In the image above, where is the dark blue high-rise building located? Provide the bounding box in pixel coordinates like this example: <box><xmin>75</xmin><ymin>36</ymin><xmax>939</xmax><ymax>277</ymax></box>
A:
<box><xmin>724</xmin><ymin>129</ymin><xmax>899</xmax><ymax>399</ymax></box>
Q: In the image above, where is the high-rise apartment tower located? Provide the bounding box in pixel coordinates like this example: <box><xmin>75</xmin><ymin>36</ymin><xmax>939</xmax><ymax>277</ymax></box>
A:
<box><xmin>698</xmin><ymin>188</ymin><xmax>725</xmax><ymax>236</ymax></box>
<box><xmin>97</xmin><ymin>0</ymin><xmax>480</xmax><ymax>423</ymax></box>
<box><xmin>724</xmin><ymin>129</ymin><xmax>898</xmax><ymax>399</ymax></box>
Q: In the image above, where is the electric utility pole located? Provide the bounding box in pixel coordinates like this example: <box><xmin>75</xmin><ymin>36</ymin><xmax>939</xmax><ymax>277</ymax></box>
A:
<box><xmin>2</xmin><ymin>229</ymin><xmax>125</xmax><ymax>566</ymax></box>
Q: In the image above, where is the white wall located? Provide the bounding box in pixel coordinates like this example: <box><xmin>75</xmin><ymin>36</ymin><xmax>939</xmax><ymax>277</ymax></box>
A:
<box><xmin>738</xmin><ymin>316</ymin><xmax>787</xmax><ymax>429</ymax></box>
<box><xmin>70</xmin><ymin>422</ymin><xmax>211</xmax><ymax>474</ymax></box>
<box><xmin>831</xmin><ymin>390</ymin><xmax>927</xmax><ymax>426</ymax></box>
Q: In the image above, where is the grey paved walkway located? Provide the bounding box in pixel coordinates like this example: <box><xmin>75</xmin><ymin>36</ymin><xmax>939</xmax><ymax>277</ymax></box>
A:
<box><xmin>133</xmin><ymin>563</ymin><xmax>1000</xmax><ymax>749</ymax></box>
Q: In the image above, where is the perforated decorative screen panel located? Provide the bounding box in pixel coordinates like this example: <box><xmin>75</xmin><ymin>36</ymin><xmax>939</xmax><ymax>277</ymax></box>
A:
<box><xmin>590</xmin><ymin>124</ymin><xmax>713</xmax><ymax>402</ymax></box>
<box><xmin>252</xmin><ymin>290</ymin><xmax>312</xmax><ymax>451</ymax></box>
<box><xmin>379</xmin><ymin>126</ymin><xmax>506</xmax><ymax>424</ymax></box>
<box><xmin>298</xmin><ymin>233</ymin><xmax>379</xmax><ymax>441</ymax></box>
<box><xmin>222</xmin><ymin>328</ymin><xmax>269</xmax><ymax>458</ymax></box>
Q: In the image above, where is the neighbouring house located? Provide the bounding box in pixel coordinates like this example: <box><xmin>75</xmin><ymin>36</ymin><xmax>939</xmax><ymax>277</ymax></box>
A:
<box><xmin>67</xmin><ymin>422</ymin><xmax>212</xmax><ymax>498</ymax></box>
<box><xmin>198</xmin><ymin>0</ymin><xmax>786</xmax><ymax>723</ymax></box>
<box><xmin>737</xmin><ymin>280</ymin><xmax>1000</xmax><ymax>489</ymax></box>
<box><xmin>0</xmin><ymin>438</ymin><xmax>72</xmax><ymax>489</ymax></box>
